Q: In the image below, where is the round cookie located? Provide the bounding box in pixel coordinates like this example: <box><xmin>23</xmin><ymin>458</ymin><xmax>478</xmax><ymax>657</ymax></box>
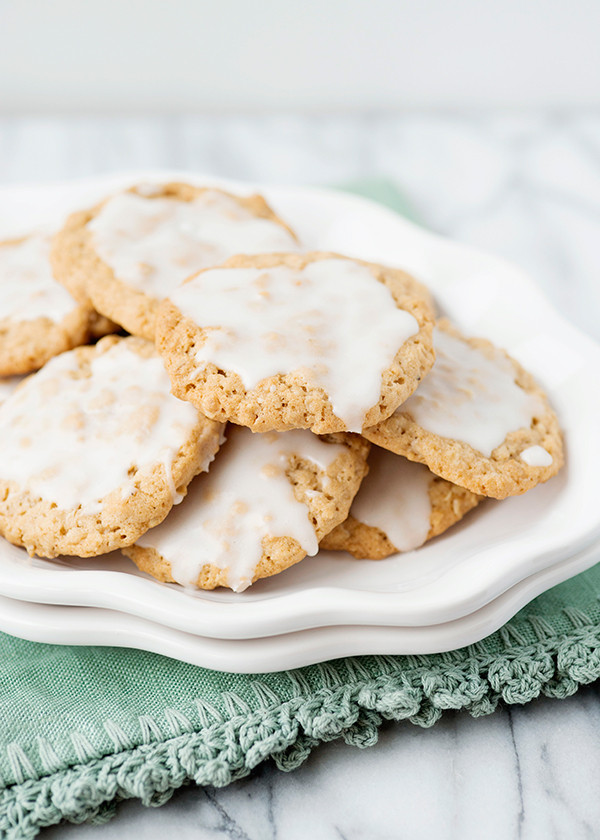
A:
<box><xmin>321</xmin><ymin>444</ymin><xmax>482</xmax><ymax>559</ymax></box>
<box><xmin>0</xmin><ymin>335</ymin><xmax>225</xmax><ymax>558</ymax></box>
<box><xmin>363</xmin><ymin>319</ymin><xmax>564</xmax><ymax>499</ymax></box>
<box><xmin>50</xmin><ymin>182</ymin><xmax>299</xmax><ymax>340</ymax></box>
<box><xmin>157</xmin><ymin>251</ymin><xmax>435</xmax><ymax>434</ymax></box>
<box><xmin>0</xmin><ymin>234</ymin><xmax>93</xmax><ymax>376</ymax></box>
<box><xmin>124</xmin><ymin>426</ymin><xmax>370</xmax><ymax>591</ymax></box>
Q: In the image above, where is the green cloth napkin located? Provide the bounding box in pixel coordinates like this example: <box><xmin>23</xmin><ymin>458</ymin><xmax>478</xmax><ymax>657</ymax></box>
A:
<box><xmin>1</xmin><ymin>181</ymin><xmax>599</xmax><ymax>839</ymax></box>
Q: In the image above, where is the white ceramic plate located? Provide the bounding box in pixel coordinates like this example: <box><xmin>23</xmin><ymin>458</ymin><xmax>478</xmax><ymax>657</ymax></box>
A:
<box><xmin>0</xmin><ymin>172</ymin><xmax>599</xmax><ymax>643</ymax></box>
<box><xmin>0</xmin><ymin>540</ymin><xmax>598</xmax><ymax>673</ymax></box>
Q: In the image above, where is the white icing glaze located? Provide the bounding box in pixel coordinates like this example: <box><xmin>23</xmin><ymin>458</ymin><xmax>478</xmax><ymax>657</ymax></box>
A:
<box><xmin>520</xmin><ymin>445</ymin><xmax>553</xmax><ymax>467</ymax></box>
<box><xmin>399</xmin><ymin>327</ymin><xmax>545</xmax><ymax>456</ymax></box>
<box><xmin>0</xmin><ymin>340</ymin><xmax>211</xmax><ymax>512</ymax></box>
<box><xmin>88</xmin><ymin>190</ymin><xmax>298</xmax><ymax>297</ymax></box>
<box><xmin>351</xmin><ymin>447</ymin><xmax>432</xmax><ymax>552</ymax></box>
<box><xmin>171</xmin><ymin>259</ymin><xmax>419</xmax><ymax>432</ymax></box>
<box><xmin>0</xmin><ymin>377</ymin><xmax>24</xmax><ymax>405</ymax></box>
<box><xmin>0</xmin><ymin>234</ymin><xmax>78</xmax><ymax>323</ymax></box>
<box><xmin>137</xmin><ymin>426</ymin><xmax>346</xmax><ymax>592</ymax></box>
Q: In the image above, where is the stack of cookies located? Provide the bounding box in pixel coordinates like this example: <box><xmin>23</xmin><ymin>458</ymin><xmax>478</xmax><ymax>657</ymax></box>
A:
<box><xmin>0</xmin><ymin>182</ymin><xmax>564</xmax><ymax>592</ymax></box>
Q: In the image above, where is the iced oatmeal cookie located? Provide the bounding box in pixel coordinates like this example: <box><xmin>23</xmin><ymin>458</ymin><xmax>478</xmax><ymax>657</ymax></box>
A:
<box><xmin>321</xmin><ymin>444</ymin><xmax>482</xmax><ymax>559</ymax></box>
<box><xmin>0</xmin><ymin>233</ymin><xmax>93</xmax><ymax>375</ymax></box>
<box><xmin>124</xmin><ymin>426</ymin><xmax>370</xmax><ymax>591</ymax></box>
<box><xmin>51</xmin><ymin>182</ymin><xmax>299</xmax><ymax>339</ymax></box>
<box><xmin>156</xmin><ymin>251</ymin><xmax>435</xmax><ymax>434</ymax></box>
<box><xmin>0</xmin><ymin>335</ymin><xmax>224</xmax><ymax>558</ymax></box>
<box><xmin>363</xmin><ymin>319</ymin><xmax>564</xmax><ymax>499</ymax></box>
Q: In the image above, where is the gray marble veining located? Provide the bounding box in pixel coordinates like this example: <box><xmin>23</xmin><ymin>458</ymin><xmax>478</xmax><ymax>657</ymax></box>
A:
<box><xmin>44</xmin><ymin>686</ymin><xmax>600</xmax><ymax>840</ymax></box>
<box><xmin>2</xmin><ymin>112</ymin><xmax>598</xmax><ymax>839</ymax></box>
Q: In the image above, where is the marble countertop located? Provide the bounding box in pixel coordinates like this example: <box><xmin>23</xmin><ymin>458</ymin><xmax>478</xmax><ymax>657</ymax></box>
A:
<box><xmin>2</xmin><ymin>111</ymin><xmax>599</xmax><ymax>839</ymax></box>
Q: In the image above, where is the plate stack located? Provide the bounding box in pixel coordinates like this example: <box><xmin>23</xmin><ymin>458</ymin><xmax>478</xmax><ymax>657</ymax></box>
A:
<box><xmin>0</xmin><ymin>176</ymin><xmax>598</xmax><ymax>672</ymax></box>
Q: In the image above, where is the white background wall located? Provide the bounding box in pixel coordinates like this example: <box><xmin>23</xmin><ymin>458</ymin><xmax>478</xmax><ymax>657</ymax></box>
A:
<box><xmin>0</xmin><ymin>0</ymin><xmax>599</xmax><ymax>111</ymax></box>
